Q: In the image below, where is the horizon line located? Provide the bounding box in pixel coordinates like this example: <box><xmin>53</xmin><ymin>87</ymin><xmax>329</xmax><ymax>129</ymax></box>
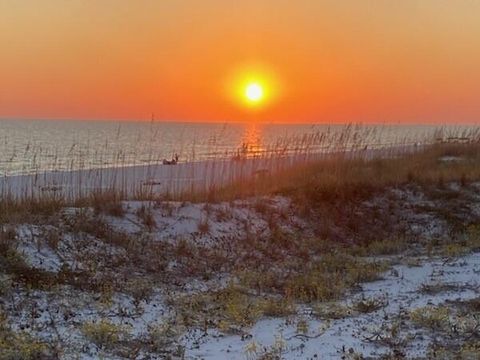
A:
<box><xmin>0</xmin><ymin>116</ymin><xmax>479</xmax><ymax>127</ymax></box>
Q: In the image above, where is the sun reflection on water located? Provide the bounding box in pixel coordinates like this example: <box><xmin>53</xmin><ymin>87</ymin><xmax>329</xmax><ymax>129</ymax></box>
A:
<box><xmin>236</xmin><ymin>124</ymin><xmax>266</xmax><ymax>159</ymax></box>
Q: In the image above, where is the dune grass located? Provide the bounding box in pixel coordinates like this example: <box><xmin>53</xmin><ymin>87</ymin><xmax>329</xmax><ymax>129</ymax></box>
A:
<box><xmin>186</xmin><ymin>141</ymin><xmax>480</xmax><ymax>204</ymax></box>
<box><xmin>1</xmin><ymin>138</ymin><xmax>480</xmax><ymax>224</ymax></box>
<box><xmin>1</xmin><ymin>136</ymin><xmax>480</xmax><ymax>357</ymax></box>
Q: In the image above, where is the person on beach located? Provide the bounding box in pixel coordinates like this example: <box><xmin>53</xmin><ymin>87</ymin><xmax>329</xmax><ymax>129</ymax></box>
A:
<box><xmin>163</xmin><ymin>154</ymin><xmax>179</xmax><ymax>165</ymax></box>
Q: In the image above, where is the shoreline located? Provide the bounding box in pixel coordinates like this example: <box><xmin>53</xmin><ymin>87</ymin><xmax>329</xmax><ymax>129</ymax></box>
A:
<box><xmin>0</xmin><ymin>143</ymin><xmax>425</xmax><ymax>200</ymax></box>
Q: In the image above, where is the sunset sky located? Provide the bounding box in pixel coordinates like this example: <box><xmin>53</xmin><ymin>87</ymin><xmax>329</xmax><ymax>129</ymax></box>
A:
<box><xmin>1</xmin><ymin>0</ymin><xmax>480</xmax><ymax>124</ymax></box>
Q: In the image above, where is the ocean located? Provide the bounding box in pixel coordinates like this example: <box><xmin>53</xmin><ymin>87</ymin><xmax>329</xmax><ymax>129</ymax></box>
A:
<box><xmin>0</xmin><ymin>119</ymin><xmax>474</xmax><ymax>176</ymax></box>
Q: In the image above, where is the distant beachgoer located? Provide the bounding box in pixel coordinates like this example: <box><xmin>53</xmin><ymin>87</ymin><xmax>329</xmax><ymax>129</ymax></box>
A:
<box><xmin>163</xmin><ymin>154</ymin><xmax>178</xmax><ymax>165</ymax></box>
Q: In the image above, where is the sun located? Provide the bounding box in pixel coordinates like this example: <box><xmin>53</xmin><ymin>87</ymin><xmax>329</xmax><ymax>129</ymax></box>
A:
<box><xmin>225</xmin><ymin>63</ymin><xmax>282</xmax><ymax>111</ymax></box>
<box><xmin>237</xmin><ymin>79</ymin><xmax>269</xmax><ymax>108</ymax></box>
<box><xmin>245</xmin><ymin>83</ymin><xmax>264</xmax><ymax>103</ymax></box>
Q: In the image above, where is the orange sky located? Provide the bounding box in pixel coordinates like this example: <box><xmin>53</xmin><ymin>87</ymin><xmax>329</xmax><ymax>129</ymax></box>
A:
<box><xmin>1</xmin><ymin>0</ymin><xmax>480</xmax><ymax>124</ymax></box>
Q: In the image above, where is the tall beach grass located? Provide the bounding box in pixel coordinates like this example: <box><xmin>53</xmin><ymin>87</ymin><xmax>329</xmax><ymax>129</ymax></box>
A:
<box><xmin>0</xmin><ymin>123</ymin><xmax>479</xmax><ymax>205</ymax></box>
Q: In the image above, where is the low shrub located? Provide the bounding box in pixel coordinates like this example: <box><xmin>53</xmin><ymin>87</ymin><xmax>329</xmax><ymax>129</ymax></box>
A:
<box><xmin>410</xmin><ymin>306</ymin><xmax>450</xmax><ymax>331</ymax></box>
<box><xmin>82</xmin><ymin>319</ymin><xmax>128</xmax><ymax>349</ymax></box>
<box><xmin>0</xmin><ymin>312</ymin><xmax>49</xmax><ymax>360</ymax></box>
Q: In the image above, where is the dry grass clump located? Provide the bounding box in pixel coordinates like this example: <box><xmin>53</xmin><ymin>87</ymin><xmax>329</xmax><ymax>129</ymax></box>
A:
<box><xmin>64</xmin><ymin>209</ymin><xmax>110</xmax><ymax>239</ymax></box>
<box><xmin>185</xmin><ymin>142</ymin><xmax>480</xmax><ymax>253</ymax></box>
<box><xmin>136</xmin><ymin>205</ymin><xmax>156</xmax><ymax>230</ymax></box>
<box><xmin>91</xmin><ymin>191</ymin><xmax>125</xmax><ymax>217</ymax></box>
<box><xmin>349</xmin><ymin>237</ymin><xmax>409</xmax><ymax>256</ymax></box>
<box><xmin>214</xmin><ymin>205</ymin><xmax>234</xmax><ymax>222</ymax></box>
<box><xmin>288</xmin><ymin>144</ymin><xmax>480</xmax><ymax>210</ymax></box>
<box><xmin>0</xmin><ymin>196</ymin><xmax>63</xmax><ymax>224</ymax></box>
<box><xmin>147</xmin><ymin>321</ymin><xmax>185</xmax><ymax>356</ymax></box>
<box><xmin>410</xmin><ymin>301</ymin><xmax>480</xmax><ymax>356</ymax></box>
<box><xmin>427</xmin><ymin>225</ymin><xmax>480</xmax><ymax>259</ymax></box>
<box><xmin>0</xmin><ymin>225</ymin><xmax>16</xmax><ymax>245</ymax></box>
<box><xmin>81</xmin><ymin>319</ymin><xmax>129</xmax><ymax>349</ymax></box>
<box><xmin>0</xmin><ymin>275</ymin><xmax>12</xmax><ymax>297</ymax></box>
<box><xmin>244</xmin><ymin>334</ymin><xmax>290</xmax><ymax>360</ymax></box>
<box><xmin>427</xmin><ymin>341</ymin><xmax>480</xmax><ymax>360</ymax></box>
<box><xmin>464</xmin><ymin>224</ymin><xmax>480</xmax><ymax>251</ymax></box>
<box><xmin>440</xmin><ymin>243</ymin><xmax>471</xmax><ymax>258</ymax></box>
<box><xmin>202</xmin><ymin>142</ymin><xmax>480</xmax><ymax>204</ymax></box>
<box><xmin>283</xmin><ymin>254</ymin><xmax>387</xmax><ymax>302</ymax></box>
<box><xmin>362</xmin><ymin>317</ymin><xmax>410</xmax><ymax>356</ymax></box>
<box><xmin>312</xmin><ymin>302</ymin><xmax>352</xmax><ymax>320</ymax></box>
<box><xmin>0</xmin><ymin>312</ymin><xmax>50</xmax><ymax>360</ymax></box>
<box><xmin>43</xmin><ymin>227</ymin><xmax>61</xmax><ymax>250</ymax></box>
<box><xmin>312</xmin><ymin>296</ymin><xmax>387</xmax><ymax>320</ymax></box>
<box><xmin>239</xmin><ymin>253</ymin><xmax>387</xmax><ymax>303</ymax></box>
<box><xmin>174</xmin><ymin>283</ymin><xmax>294</xmax><ymax>334</ymax></box>
<box><xmin>257</xmin><ymin>297</ymin><xmax>296</xmax><ymax>318</ymax></box>
<box><xmin>459</xmin><ymin>298</ymin><xmax>480</xmax><ymax>313</ymax></box>
<box><xmin>197</xmin><ymin>217</ymin><xmax>210</xmax><ymax>235</ymax></box>
<box><xmin>419</xmin><ymin>282</ymin><xmax>464</xmax><ymax>295</ymax></box>
<box><xmin>124</xmin><ymin>278</ymin><xmax>154</xmax><ymax>307</ymax></box>
<box><xmin>0</xmin><ymin>229</ymin><xmax>56</xmax><ymax>289</ymax></box>
<box><xmin>174</xmin><ymin>284</ymin><xmax>262</xmax><ymax>332</ymax></box>
<box><xmin>1</xmin><ymin>207</ymin><xmax>166</xmax><ymax>295</ymax></box>
<box><xmin>410</xmin><ymin>306</ymin><xmax>451</xmax><ymax>331</ymax></box>
<box><xmin>352</xmin><ymin>296</ymin><xmax>388</xmax><ymax>314</ymax></box>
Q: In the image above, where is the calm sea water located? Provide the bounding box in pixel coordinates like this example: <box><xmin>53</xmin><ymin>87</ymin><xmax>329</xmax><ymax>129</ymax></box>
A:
<box><xmin>0</xmin><ymin>119</ymin><xmax>474</xmax><ymax>176</ymax></box>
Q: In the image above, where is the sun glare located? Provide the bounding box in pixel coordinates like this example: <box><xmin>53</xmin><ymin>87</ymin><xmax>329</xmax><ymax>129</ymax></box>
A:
<box><xmin>225</xmin><ymin>64</ymin><xmax>282</xmax><ymax>112</ymax></box>
<box><xmin>245</xmin><ymin>83</ymin><xmax>264</xmax><ymax>103</ymax></box>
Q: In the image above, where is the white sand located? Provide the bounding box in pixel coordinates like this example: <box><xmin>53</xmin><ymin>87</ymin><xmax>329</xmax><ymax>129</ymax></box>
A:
<box><xmin>184</xmin><ymin>253</ymin><xmax>480</xmax><ymax>359</ymax></box>
<box><xmin>0</xmin><ymin>144</ymin><xmax>422</xmax><ymax>200</ymax></box>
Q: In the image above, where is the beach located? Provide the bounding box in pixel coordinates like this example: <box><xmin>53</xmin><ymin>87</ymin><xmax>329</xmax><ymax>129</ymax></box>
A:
<box><xmin>0</xmin><ymin>143</ymin><xmax>426</xmax><ymax>200</ymax></box>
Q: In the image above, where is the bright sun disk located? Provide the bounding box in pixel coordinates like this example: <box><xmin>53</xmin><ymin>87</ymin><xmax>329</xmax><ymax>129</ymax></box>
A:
<box><xmin>226</xmin><ymin>65</ymin><xmax>281</xmax><ymax>111</ymax></box>
<box><xmin>245</xmin><ymin>83</ymin><xmax>264</xmax><ymax>103</ymax></box>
